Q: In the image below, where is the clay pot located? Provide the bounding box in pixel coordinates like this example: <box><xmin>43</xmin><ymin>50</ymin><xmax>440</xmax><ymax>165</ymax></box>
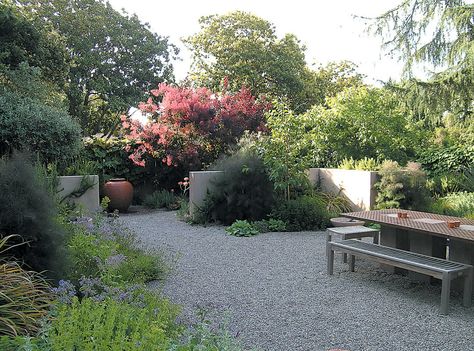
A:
<box><xmin>103</xmin><ymin>178</ymin><xmax>133</xmax><ymax>212</ymax></box>
<box><xmin>447</xmin><ymin>220</ymin><xmax>460</xmax><ymax>228</ymax></box>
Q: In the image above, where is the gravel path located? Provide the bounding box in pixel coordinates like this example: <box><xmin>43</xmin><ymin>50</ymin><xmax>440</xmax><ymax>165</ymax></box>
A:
<box><xmin>120</xmin><ymin>209</ymin><xmax>474</xmax><ymax>351</ymax></box>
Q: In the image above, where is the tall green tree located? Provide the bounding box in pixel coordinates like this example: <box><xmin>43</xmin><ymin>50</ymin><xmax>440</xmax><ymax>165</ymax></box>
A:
<box><xmin>370</xmin><ymin>0</ymin><xmax>474</xmax><ymax>123</ymax></box>
<box><xmin>184</xmin><ymin>11</ymin><xmax>311</xmax><ymax>113</ymax></box>
<box><xmin>0</xmin><ymin>1</ymin><xmax>69</xmax><ymax>88</ymax></box>
<box><xmin>17</xmin><ymin>0</ymin><xmax>178</xmax><ymax>135</ymax></box>
<box><xmin>258</xmin><ymin>101</ymin><xmax>315</xmax><ymax>200</ymax></box>
<box><xmin>0</xmin><ymin>2</ymin><xmax>81</xmax><ymax>163</ymax></box>
<box><xmin>303</xmin><ymin>61</ymin><xmax>365</xmax><ymax>109</ymax></box>
<box><xmin>306</xmin><ymin>86</ymin><xmax>427</xmax><ymax>166</ymax></box>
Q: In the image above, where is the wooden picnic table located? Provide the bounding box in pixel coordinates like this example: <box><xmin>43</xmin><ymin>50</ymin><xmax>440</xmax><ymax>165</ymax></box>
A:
<box><xmin>342</xmin><ymin>209</ymin><xmax>474</xmax><ymax>286</ymax></box>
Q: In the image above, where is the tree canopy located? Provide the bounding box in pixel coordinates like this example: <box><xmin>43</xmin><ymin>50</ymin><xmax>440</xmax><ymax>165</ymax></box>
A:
<box><xmin>306</xmin><ymin>86</ymin><xmax>427</xmax><ymax>166</ymax></box>
<box><xmin>17</xmin><ymin>0</ymin><xmax>178</xmax><ymax>135</ymax></box>
<box><xmin>184</xmin><ymin>11</ymin><xmax>312</xmax><ymax>113</ymax></box>
<box><xmin>0</xmin><ymin>1</ymin><xmax>69</xmax><ymax>87</ymax></box>
<box><xmin>371</xmin><ymin>0</ymin><xmax>474</xmax><ymax>122</ymax></box>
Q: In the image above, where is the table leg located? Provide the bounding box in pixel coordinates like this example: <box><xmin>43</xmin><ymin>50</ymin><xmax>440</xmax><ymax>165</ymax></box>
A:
<box><xmin>449</xmin><ymin>239</ymin><xmax>474</xmax><ymax>295</ymax></box>
<box><xmin>409</xmin><ymin>232</ymin><xmax>434</xmax><ymax>283</ymax></box>
<box><xmin>379</xmin><ymin>226</ymin><xmax>409</xmax><ymax>274</ymax></box>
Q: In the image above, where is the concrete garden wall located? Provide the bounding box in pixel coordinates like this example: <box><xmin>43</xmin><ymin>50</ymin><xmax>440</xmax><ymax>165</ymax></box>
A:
<box><xmin>308</xmin><ymin>168</ymin><xmax>378</xmax><ymax>211</ymax></box>
<box><xmin>189</xmin><ymin>171</ymin><xmax>224</xmax><ymax>218</ymax></box>
<box><xmin>58</xmin><ymin>175</ymin><xmax>100</xmax><ymax>213</ymax></box>
<box><xmin>188</xmin><ymin>168</ymin><xmax>378</xmax><ymax>216</ymax></box>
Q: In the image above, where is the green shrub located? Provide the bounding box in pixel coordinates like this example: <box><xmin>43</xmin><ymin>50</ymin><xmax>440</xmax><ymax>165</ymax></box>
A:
<box><xmin>0</xmin><ymin>296</ymin><xmax>250</xmax><ymax>351</ymax></box>
<box><xmin>375</xmin><ymin>161</ymin><xmax>431</xmax><ymax>210</ymax></box>
<box><xmin>63</xmin><ymin>157</ymin><xmax>100</xmax><ymax>176</ymax></box>
<box><xmin>226</xmin><ymin>220</ymin><xmax>259</xmax><ymax>237</ymax></box>
<box><xmin>304</xmin><ymin>86</ymin><xmax>425</xmax><ymax>166</ymax></box>
<box><xmin>271</xmin><ymin>195</ymin><xmax>330</xmax><ymax>231</ymax></box>
<box><xmin>426</xmin><ymin>170</ymin><xmax>474</xmax><ymax>195</ymax></box>
<box><xmin>67</xmin><ymin>231</ymin><xmax>117</xmax><ymax>282</ymax></box>
<box><xmin>46</xmin><ymin>294</ymin><xmax>180</xmax><ymax>350</ymax></box>
<box><xmin>419</xmin><ymin>145</ymin><xmax>474</xmax><ymax>194</ymax></box>
<box><xmin>0</xmin><ymin>236</ymin><xmax>53</xmax><ymax>337</ymax></box>
<box><xmin>0</xmin><ymin>153</ymin><xmax>67</xmax><ymax>278</ymax></box>
<box><xmin>82</xmin><ymin>136</ymin><xmax>146</xmax><ymax>186</ymax></box>
<box><xmin>259</xmin><ymin>101</ymin><xmax>314</xmax><ymax>200</ymax></box>
<box><xmin>177</xmin><ymin>198</ymin><xmax>192</xmax><ymax>223</ymax></box>
<box><xmin>431</xmin><ymin>192</ymin><xmax>474</xmax><ymax>218</ymax></box>
<box><xmin>250</xmin><ymin>220</ymin><xmax>270</xmax><ymax>233</ymax></box>
<box><xmin>0</xmin><ymin>90</ymin><xmax>81</xmax><ymax>164</ymax></box>
<box><xmin>82</xmin><ymin>136</ymin><xmax>187</xmax><ymax>199</ymax></box>
<box><xmin>176</xmin><ymin>312</ymin><xmax>249</xmax><ymax>351</ymax></box>
<box><xmin>266</xmin><ymin>218</ymin><xmax>287</xmax><ymax>232</ymax></box>
<box><xmin>338</xmin><ymin>157</ymin><xmax>380</xmax><ymax>171</ymax></box>
<box><xmin>66</xmin><ymin>215</ymin><xmax>167</xmax><ymax>285</ymax></box>
<box><xmin>318</xmin><ymin>191</ymin><xmax>353</xmax><ymax>216</ymax></box>
<box><xmin>418</xmin><ymin>145</ymin><xmax>474</xmax><ymax>177</ymax></box>
<box><xmin>108</xmin><ymin>252</ymin><xmax>165</xmax><ymax>285</ymax></box>
<box><xmin>143</xmin><ymin>189</ymin><xmax>178</xmax><ymax>210</ymax></box>
<box><xmin>205</xmin><ymin>150</ymin><xmax>275</xmax><ymax>224</ymax></box>
<box><xmin>252</xmin><ymin>219</ymin><xmax>287</xmax><ymax>233</ymax></box>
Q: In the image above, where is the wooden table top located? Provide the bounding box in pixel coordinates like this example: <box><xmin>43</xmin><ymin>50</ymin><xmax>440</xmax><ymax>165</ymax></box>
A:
<box><xmin>343</xmin><ymin>209</ymin><xmax>474</xmax><ymax>243</ymax></box>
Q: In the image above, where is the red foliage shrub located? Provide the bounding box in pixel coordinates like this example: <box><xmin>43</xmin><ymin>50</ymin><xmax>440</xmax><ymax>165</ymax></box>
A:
<box><xmin>122</xmin><ymin>83</ymin><xmax>271</xmax><ymax>170</ymax></box>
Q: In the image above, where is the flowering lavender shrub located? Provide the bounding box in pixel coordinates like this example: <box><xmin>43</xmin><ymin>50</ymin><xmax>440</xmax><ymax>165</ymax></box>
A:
<box><xmin>104</xmin><ymin>254</ymin><xmax>127</xmax><ymax>268</ymax></box>
<box><xmin>51</xmin><ymin>280</ymin><xmax>77</xmax><ymax>304</ymax></box>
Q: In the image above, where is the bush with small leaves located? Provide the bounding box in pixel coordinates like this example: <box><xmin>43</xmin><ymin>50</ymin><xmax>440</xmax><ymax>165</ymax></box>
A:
<box><xmin>143</xmin><ymin>189</ymin><xmax>179</xmax><ymax>210</ymax></box>
<box><xmin>375</xmin><ymin>161</ymin><xmax>431</xmax><ymax>210</ymax></box>
<box><xmin>271</xmin><ymin>195</ymin><xmax>330</xmax><ymax>231</ymax></box>
<box><xmin>0</xmin><ymin>90</ymin><xmax>81</xmax><ymax>164</ymax></box>
<box><xmin>338</xmin><ymin>157</ymin><xmax>380</xmax><ymax>171</ymax></box>
<box><xmin>431</xmin><ymin>192</ymin><xmax>474</xmax><ymax>218</ymax></box>
<box><xmin>252</xmin><ymin>218</ymin><xmax>288</xmax><ymax>233</ymax></box>
<box><xmin>204</xmin><ymin>149</ymin><xmax>275</xmax><ymax>225</ymax></box>
<box><xmin>0</xmin><ymin>152</ymin><xmax>67</xmax><ymax>278</ymax></box>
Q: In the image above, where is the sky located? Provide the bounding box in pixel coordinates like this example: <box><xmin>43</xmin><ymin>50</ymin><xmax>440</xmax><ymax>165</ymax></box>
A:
<box><xmin>107</xmin><ymin>0</ymin><xmax>404</xmax><ymax>85</ymax></box>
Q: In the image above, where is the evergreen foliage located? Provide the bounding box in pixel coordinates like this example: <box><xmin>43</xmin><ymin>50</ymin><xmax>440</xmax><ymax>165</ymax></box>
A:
<box><xmin>204</xmin><ymin>150</ymin><xmax>275</xmax><ymax>225</ymax></box>
<box><xmin>371</xmin><ymin>0</ymin><xmax>474</xmax><ymax>121</ymax></box>
<box><xmin>0</xmin><ymin>153</ymin><xmax>67</xmax><ymax>279</ymax></box>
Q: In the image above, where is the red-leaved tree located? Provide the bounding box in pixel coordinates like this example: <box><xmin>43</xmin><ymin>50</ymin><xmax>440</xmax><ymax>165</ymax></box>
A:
<box><xmin>122</xmin><ymin>83</ymin><xmax>271</xmax><ymax>171</ymax></box>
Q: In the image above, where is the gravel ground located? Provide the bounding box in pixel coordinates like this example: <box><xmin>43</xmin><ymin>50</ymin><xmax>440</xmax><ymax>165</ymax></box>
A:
<box><xmin>120</xmin><ymin>209</ymin><xmax>474</xmax><ymax>351</ymax></box>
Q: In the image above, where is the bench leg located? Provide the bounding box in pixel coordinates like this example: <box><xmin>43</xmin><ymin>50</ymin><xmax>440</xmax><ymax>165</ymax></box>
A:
<box><xmin>440</xmin><ymin>273</ymin><xmax>451</xmax><ymax>315</ymax></box>
<box><xmin>327</xmin><ymin>245</ymin><xmax>334</xmax><ymax>275</ymax></box>
<box><xmin>349</xmin><ymin>255</ymin><xmax>355</xmax><ymax>272</ymax></box>
<box><xmin>463</xmin><ymin>268</ymin><xmax>473</xmax><ymax>308</ymax></box>
<box><xmin>373</xmin><ymin>232</ymin><xmax>379</xmax><ymax>245</ymax></box>
<box><xmin>326</xmin><ymin>232</ymin><xmax>332</xmax><ymax>257</ymax></box>
<box><xmin>343</xmin><ymin>253</ymin><xmax>347</xmax><ymax>263</ymax></box>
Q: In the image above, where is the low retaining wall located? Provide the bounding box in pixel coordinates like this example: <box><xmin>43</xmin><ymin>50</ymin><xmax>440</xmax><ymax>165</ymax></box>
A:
<box><xmin>308</xmin><ymin>168</ymin><xmax>378</xmax><ymax>211</ymax></box>
<box><xmin>58</xmin><ymin>175</ymin><xmax>100</xmax><ymax>213</ymax></box>
<box><xmin>188</xmin><ymin>168</ymin><xmax>378</xmax><ymax>216</ymax></box>
<box><xmin>189</xmin><ymin>171</ymin><xmax>224</xmax><ymax>218</ymax></box>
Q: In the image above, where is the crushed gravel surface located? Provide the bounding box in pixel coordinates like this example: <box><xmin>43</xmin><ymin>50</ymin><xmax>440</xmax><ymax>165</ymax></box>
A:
<box><xmin>120</xmin><ymin>209</ymin><xmax>474</xmax><ymax>351</ymax></box>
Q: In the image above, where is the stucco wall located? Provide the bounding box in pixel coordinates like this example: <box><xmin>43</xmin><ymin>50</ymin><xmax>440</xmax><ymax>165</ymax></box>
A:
<box><xmin>308</xmin><ymin>168</ymin><xmax>378</xmax><ymax>211</ymax></box>
<box><xmin>189</xmin><ymin>171</ymin><xmax>224</xmax><ymax>218</ymax></box>
<box><xmin>58</xmin><ymin>175</ymin><xmax>100</xmax><ymax>213</ymax></box>
<box><xmin>189</xmin><ymin>168</ymin><xmax>378</xmax><ymax>216</ymax></box>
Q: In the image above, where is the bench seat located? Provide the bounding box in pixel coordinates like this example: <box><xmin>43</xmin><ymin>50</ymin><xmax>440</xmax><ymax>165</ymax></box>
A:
<box><xmin>327</xmin><ymin>239</ymin><xmax>473</xmax><ymax>315</ymax></box>
<box><xmin>326</xmin><ymin>226</ymin><xmax>379</xmax><ymax>263</ymax></box>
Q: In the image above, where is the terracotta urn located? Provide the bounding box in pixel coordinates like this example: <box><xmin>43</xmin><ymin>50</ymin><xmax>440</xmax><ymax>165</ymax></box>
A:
<box><xmin>103</xmin><ymin>178</ymin><xmax>133</xmax><ymax>212</ymax></box>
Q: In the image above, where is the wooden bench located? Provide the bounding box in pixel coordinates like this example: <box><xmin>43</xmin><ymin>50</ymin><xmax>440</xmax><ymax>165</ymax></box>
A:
<box><xmin>327</xmin><ymin>239</ymin><xmax>473</xmax><ymax>315</ymax></box>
